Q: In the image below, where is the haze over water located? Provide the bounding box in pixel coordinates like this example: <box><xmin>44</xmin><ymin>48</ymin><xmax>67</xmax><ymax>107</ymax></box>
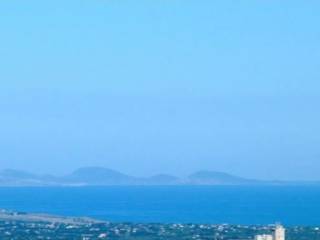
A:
<box><xmin>1</xmin><ymin>1</ymin><xmax>320</xmax><ymax>181</ymax></box>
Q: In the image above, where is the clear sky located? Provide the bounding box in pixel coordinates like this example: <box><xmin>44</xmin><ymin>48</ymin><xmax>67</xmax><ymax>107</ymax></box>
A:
<box><xmin>0</xmin><ymin>1</ymin><xmax>320</xmax><ymax>180</ymax></box>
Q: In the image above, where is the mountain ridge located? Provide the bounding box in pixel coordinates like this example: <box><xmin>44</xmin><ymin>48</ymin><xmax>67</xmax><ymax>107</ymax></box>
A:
<box><xmin>0</xmin><ymin>167</ymin><xmax>318</xmax><ymax>186</ymax></box>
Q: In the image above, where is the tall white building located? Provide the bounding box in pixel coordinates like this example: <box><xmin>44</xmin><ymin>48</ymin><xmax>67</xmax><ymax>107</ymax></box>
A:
<box><xmin>254</xmin><ymin>224</ymin><xmax>285</xmax><ymax>240</ymax></box>
<box><xmin>273</xmin><ymin>224</ymin><xmax>285</xmax><ymax>240</ymax></box>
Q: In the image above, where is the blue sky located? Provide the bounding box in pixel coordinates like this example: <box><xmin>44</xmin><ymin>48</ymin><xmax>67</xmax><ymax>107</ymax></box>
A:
<box><xmin>0</xmin><ymin>1</ymin><xmax>320</xmax><ymax>180</ymax></box>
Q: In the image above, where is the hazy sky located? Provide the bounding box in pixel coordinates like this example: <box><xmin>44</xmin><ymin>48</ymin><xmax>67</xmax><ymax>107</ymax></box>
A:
<box><xmin>1</xmin><ymin>1</ymin><xmax>320</xmax><ymax>180</ymax></box>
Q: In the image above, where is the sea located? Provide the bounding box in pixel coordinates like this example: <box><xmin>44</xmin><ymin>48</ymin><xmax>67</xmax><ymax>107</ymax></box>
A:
<box><xmin>0</xmin><ymin>186</ymin><xmax>319</xmax><ymax>226</ymax></box>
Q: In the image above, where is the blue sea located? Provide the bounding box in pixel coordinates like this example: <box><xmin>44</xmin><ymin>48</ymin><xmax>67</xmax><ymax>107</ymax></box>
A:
<box><xmin>0</xmin><ymin>186</ymin><xmax>319</xmax><ymax>225</ymax></box>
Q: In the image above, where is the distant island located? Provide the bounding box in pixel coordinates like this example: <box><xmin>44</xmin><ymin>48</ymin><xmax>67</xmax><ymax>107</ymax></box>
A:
<box><xmin>0</xmin><ymin>167</ymin><xmax>318</xmax><ymax>187</ymax></box>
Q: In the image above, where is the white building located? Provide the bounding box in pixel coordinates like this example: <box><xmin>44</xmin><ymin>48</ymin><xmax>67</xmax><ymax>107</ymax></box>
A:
<box><xmin>273</xmin><ymin>224</ymin><xmax>285</xmax><ymax>240</ymax></box>
<box><xmin>255</xmin><ymin>234</ymin><xmax>273</xmax><ymax>240</ymax></box>
<box><xmin>254</xmin><ymin>224</ymin><xmax>285</xmax><ymax>240</ymax></box>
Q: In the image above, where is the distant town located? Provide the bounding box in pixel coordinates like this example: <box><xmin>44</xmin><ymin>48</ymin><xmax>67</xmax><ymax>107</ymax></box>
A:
<box><xmin>0</xmin><ymin>210</ymin><xmax>319</xmax><ymax>240</ymax></box>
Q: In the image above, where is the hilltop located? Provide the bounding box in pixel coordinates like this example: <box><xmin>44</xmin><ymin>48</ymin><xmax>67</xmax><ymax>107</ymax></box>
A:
<box><xmin>0</xmin><ymin>167</ymin><xmax>317</xmax><ymax>187</ymax></box>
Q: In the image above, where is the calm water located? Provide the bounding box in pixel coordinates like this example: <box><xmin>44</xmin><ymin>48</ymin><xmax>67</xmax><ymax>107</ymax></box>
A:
<box><xmin>0</xmin><ymin>186</ymin><xmax>319</xmax><ymax>225</ymax></box>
